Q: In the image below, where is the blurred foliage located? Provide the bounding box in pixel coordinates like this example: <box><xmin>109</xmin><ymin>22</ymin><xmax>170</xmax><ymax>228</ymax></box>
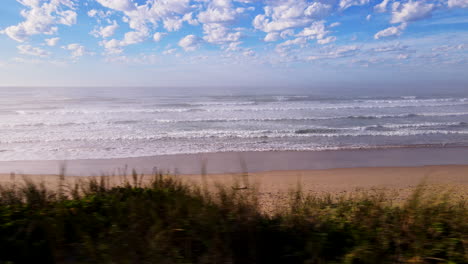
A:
<box><xmin>0</xmin><ymin>173</ymin><xmax>466</xmax><ymax>264</ymax></box>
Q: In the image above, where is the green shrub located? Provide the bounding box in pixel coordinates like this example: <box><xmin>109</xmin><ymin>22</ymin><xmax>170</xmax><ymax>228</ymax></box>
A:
<box><xmin>0</xmin><ymin>174</ymin><xmax>466</xmax><ymax>263</ymax></box>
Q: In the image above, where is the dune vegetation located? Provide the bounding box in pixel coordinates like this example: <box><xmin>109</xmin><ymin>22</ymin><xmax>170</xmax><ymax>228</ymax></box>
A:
<box><xmin>0</xmin><ymin>172</ymin><xmax>466</xmax><ymax>264</ymax></box>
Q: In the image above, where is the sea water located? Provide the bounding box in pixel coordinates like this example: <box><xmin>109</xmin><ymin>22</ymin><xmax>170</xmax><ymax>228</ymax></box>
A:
<box><xmin>1</xmin><ymin>87</ymin><xmax>467</xmax><ymax>161</ymax></box>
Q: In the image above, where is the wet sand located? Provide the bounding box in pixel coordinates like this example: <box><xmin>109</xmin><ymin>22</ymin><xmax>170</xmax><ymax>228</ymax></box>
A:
<box><xmin>1</xmin><ymin>147</ymin><xmax>468</xmax><ymax>176</ymax></box>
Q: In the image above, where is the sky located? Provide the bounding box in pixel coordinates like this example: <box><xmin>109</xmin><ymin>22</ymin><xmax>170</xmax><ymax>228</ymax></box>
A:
<box><xmin>0</xmin><ymin>0</ymin><xmax>467</xmax><ymax>88</ymax></box>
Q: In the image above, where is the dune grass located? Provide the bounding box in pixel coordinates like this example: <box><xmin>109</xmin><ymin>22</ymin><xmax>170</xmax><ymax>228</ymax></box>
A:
<box><xmin>0</xmin><ymin>172</ymin><xmax>466</xmax><ymax>264</ymax></box>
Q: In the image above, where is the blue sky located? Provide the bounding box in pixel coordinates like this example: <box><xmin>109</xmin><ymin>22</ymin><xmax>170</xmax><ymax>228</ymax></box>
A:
<box><xmin>0</xmin><ymin>0</ymin><xmax>467</xmax><ymax>87</ymax></box>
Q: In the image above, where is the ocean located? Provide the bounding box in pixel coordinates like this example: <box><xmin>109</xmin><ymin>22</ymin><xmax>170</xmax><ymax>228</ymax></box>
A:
<box><xmin>1</xmin><ymin>87</ymin><xmax>467</xmax><ymax>161</ymax></box>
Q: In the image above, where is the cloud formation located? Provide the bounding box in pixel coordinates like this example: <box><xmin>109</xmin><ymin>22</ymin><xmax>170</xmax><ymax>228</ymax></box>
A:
<box><xmin>17</xmin><ymin>44</ymin><xmax>50</xmax><ymax>57</ymax></box>
<box><xmin>64</xmin><ymin>43</ymin><xmax>88</xmax><ymax>58</ymax></box>
<box><xmin>374</xmin><ymin>24</ymin><xmax>407</xmax><ymax>39</ymax></box>
<box><xmin>45</xmin><ymin>37</ymin><xmax>60</xmax><ymax>46</ymax></box>
<box><xmin>0</xmin><ymin>0</ymin><xmax>467</xmax><ymax>70</ymax></box>
<box><xmin>391</xmin><ymin>1</ymin><xmax>434</xmax><ymax>24</ymax></box>
<box><xmin>179</xmin><ymin>34</ymin><xmax>201</xmax><ymax>51</ymax></box>
<box><xmin>448</xmin><ymin>0</ymin><xmax>468</xmax><ymax>8</ymax></box>
<box><xmin>2</xmin><ymin>0</ymin><xmax>77</xmax><ymax>42</ymax></box>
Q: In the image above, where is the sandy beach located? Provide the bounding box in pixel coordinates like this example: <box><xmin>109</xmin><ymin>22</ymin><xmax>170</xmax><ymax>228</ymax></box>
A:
<box><xmin>2</xmin><ymin>164</ymin><xmax>467</xmax><ymax>211</ymax></box>
<box><xmin>183</xmin><ymin>165</ymin><xmax>468</xmax><ymax>208</ymax></box>
<box><xmin>1</xmin><ymin>147</ymin><xmax>467</xmax><ymax>211</ymax></box>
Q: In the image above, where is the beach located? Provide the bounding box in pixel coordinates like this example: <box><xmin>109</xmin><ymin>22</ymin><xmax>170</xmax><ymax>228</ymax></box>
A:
<box><xmin>1</xmin><ymin>88</ymin><xmax>468</xmax><ymax>208</ymax></box>
<box><xmin>1</xmin><ymin>89</ymin><xmax>468</xmax><ymax>262</ymax></box>
<box><xmin>1</xmin><ymin>164</ymin><xmax>467</xmax><ymax>212</ymax></box>
<box><xmin>1</xmin><ymin>147</ymin><xmax>467</xmax><ymax>211</ymax></box>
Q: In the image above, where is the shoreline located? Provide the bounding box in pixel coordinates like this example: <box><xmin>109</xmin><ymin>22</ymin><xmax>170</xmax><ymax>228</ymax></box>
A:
<box><xmin>1</xmin><ymin>146</ymin><xmax>468</xmax><ymax>176</ymax></box>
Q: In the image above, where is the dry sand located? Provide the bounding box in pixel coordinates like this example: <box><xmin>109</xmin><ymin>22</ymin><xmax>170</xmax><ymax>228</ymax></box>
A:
<box><xmin>181</xmin><ymin>165</ymin><xmax>468</xmax><ymax>210</ymax></box>
<box><xmin>1</xmin><ymin>165</ymin><xmax>467</xmax><ymax>212</ymax></box>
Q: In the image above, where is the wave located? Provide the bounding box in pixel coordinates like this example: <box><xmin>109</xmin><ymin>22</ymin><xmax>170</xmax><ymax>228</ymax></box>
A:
<box><xmin>363</xmin><ymin>122</ymin><xmax>467</xmax><ymax>131</ymax></box>
<box><xmin>12</xmin><ymin>99</ymin><xmax>468</xmax><ymax>116</ymax></box>
<box><xmin>3</xmin><ymin>129</ymin><xmax>468</xmax><ymax>144</ymax></box>
<box><xmin>0</xmin><ymin>121</ymin><xmax>99</xmax><ymax>128</ymax></box>
<box><xmin>208</xmin><ymin>102</ymin><xmax>468</xmax><ymax>112</ymax></box>
<box><xmin>273</xmin><ymin>95</ymin><xmax>311</xmax><ymax>102</ymax></box>
<box><xmin>14</xmin><ymin>108</ymin><xmax>201</xmax><ymax>115</ymax></box>
<box><xmin>401</xmin><ymin>96</ymin><xmax>417</xmax><ymax>99</ymax></box>
<box><xmin>295</xmin><ymin>122</ymin><xmax>468</xmax><ymax>134</ymax></box>
<box><xmin>295</xmin><ymin>128</ymin><xmax>340</xmax><ymax>134</ymax></box>
<box><xmin>187</xmin><ymin>101</ymin><xmax>257</xmax><ymax>106</ymax></box>
<box><xmin>354</xmin><ymin>98</ymin><xmax>468</xmax><ymax>104</ymax></box>
<box><xmin>3</xmin><ymin>112</ymin><xmax>468</xmax><ymax>129</ymax></box>
<box><xmin>163</xmin><ymin>113</ymin><xmax>468</xmax><ymax>123</ymax></box>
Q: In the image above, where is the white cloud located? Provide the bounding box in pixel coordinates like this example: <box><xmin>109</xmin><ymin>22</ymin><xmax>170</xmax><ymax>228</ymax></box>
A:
<box><xmin>203</xmin><ymin>23</ymin><xmax>241</xmax><ymax>44</ymax></box>
<box><xmin>92</xmin><ymin>21</ymin><xmax>119</xmax><ymax>38</ymax></box>
<box><xmin>98</xmin><ymin>29</ymin><xmax>149</xmax><ymax>54</ymax></box>
<box><xmin>317</xmin><ymin>36</ymin><xmax>336</xmax><ymax>44</ymax></box>
<box><xmin>1</xmin><ymin>0</ymin><xmax>77</xmax><ymax>42</ymax></box>
<box><xmin>374</xmin><ymin>24</ymin><xmax>407</xmax><ymax>39</ymax></box>
<box><xmin>397</xmin><ymin>54</ymin><xmax>410</xmax><ymax>60</ymax></box>
<box><xmin>275</xmin><ymin>37</ymin><xmax>307</xmax><ymax>55</ymax></box>
<box><xmin>87</xmin><ymin>9</ymin><xmax>113</xmax><ymax>19</ymax></box>
<box><xmin>58</xmin><ymin>10</ymin><xmax>77</xmax><ymax>26</ymax></box>
<box><xmin>197</xmin><ymin>0</ymin><xmax>243</xmax><ymax>47</ymax></box>
<box><xmin>64</xmin><ymin>43</ymin><xmax>88</xmax><ymax>58</ymax></box>
<box><xmin>198</xmin><ymin>5</ymin><xmax>238</xmax><ymax>24</ymax></box>
<box><xmin>153</xmin><ymin>32</ymin><xmax>166</xmax><ymax>42</ymax></box>
<box><xmin>147</xmin><ymin>0</ymin><xmax>191</xmax><ymax>17</ymax></box>
<box><xmin>307</xmin><ymin>45</ymin><xmax>361</xmax><ymax>60</ymax></box>
<box><xmin>339</xmin><ymin>0</ymin><xmax>370</xmax><ymax>10</ymax></box>
<box><xmin>163</xmin><ymin>48</ymin><xmax>177</xmax><ymax>55</ymax></box>
<box><xmin>224</xmin><ymin>41</ymin><xmax>241</xmax><ymax>51</ymax></box>
<box><xmin>45</xmin><ymin>37</ymin><xmax>60</xmax><ymax>46</ymax></box>
<box><xmin>374</xmin><ymin>0</ymin><xmax>390</xmax><ymax>13</ymax></box>
<box><xmin>371</xmin><ymin>43</ymin><xmax>409</xmax><ymax>52</ymax></box>
<box><xmin>100</xmin><ymin>39</ymin><xmax>123</xmax><ymax>54</ymax></box>
<box><xmin>280</xmin><ymin>29</ymin><xmax>295</xmax><ymax>38</ymax></box>
<box><xmin>391</xmin><ymin>1</ymin><xmax>434</xmax><ymax>24</ymax></box>
<box><xmin>88</xmin><ymin>9</ymin><xmax>98</xmax><ymax>17</ymax></box>
<box><xmin>94</xmin><ymin>0</ymin><xmax>193</xmax><ymax>53</ymax></box>
<box><xmin>243</xmin><ymin>49</ymin><xmax>255</xmax><ymax>56</ymax></box>
<box><xmin>95</xmin><ymin>0</ymin><xmax>135</xmax><ymax>12</ymax></box>
<box><xmin>253</xmin><ymin>0</ymin><xmax>332</xmax><ymax>33</ymax></box>
<box><xmin>448</xmin><ymin>0</ymin><xmax>468</xmax><ymax>8</ymax></box>
<box><xmin>178</xmin><ymin>35</ymin><xmax>202</xmax><ymax>51</ymax></box>
<box><xmin>122</xmin><ymin>31</ymin><xmax>148</xmax><ymax>45</ymax></box>
<box><xmin>366</xmin><ymin>14</ymin><xmax>372</xmax><ymax>21</ymax></box>
<box><xmin>432</xmin><ymin>44</ymin><xmax>466</xmax><ymax>52</ymax></box>
<box><xmin>183</xmin><ymin>12</ymin><xmax>198</xmax><ymax>25</ymax></box>
<box><xmin>304</xmin><ymin>2</ymin><xmax>332</xmax><ymax>17</ymax></box>
<box><xmin>163</xmin><ymin>18</ymin><xmax>184</xmax><ymax>32</ymax></box>
<box><xmin>298</xmin><ymin>21</ymin><xmax>327</xmax><ymax>39</ymax></box>
<box><xmin>264</xmin><ymin>32</ymin><xmax>280</xmax><ymax>42</ymax></box>
<box><xmin>329</xmin><ymin>45</ymin><xmax>360</xmax><ymax>57</ymax></box>
<box><xmin>272</xmin><ymin>20</ymin><xmax>336</xmax><ymax>55</ymax></box>
<box><xmin>105</xmin><ymin>53</ymin><xmax>159</xmax><ymax>65</ymax></box>
<box><xmin>254</xmin><ymin>15</ymin><xmax>307</xmax><ymax>33</ymax></box>
<box><xmin>17</xmin><ymin>45</ymin><xmax>50</xmax><ymax>57</ymax></box>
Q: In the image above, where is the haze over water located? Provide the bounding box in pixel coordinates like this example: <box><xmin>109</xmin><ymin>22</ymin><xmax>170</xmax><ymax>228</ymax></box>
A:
<box><xmin>1</xmin><ymin>87</ymin><xmax>467</xmax><ymax>161</ymax></box>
